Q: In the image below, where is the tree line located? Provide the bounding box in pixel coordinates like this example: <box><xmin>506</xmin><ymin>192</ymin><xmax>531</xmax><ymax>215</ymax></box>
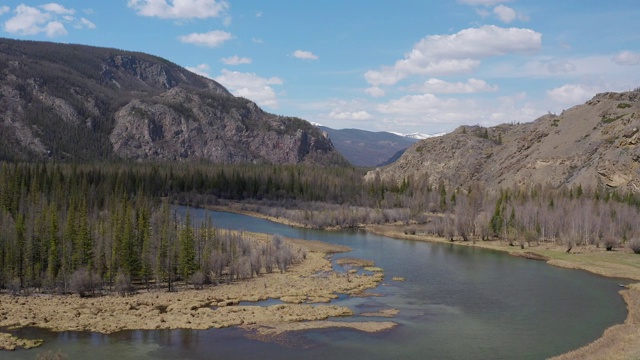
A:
<box><xmin>0</xmin><ymin>162</ymin><xmax>305</xmax><ymax>295</ymax></box>
<box><xmin>1</xmin><ymin>160</ymin><xmax>639</xmax><ymax>295</ymax></box>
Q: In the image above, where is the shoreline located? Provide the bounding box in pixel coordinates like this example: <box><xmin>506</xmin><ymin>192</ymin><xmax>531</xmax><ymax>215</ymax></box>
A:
<box><xmin>199</xmin><ymin>207</ymin><xmax>640</xmax><ymax>359</ymax></box>
<box><xmin>0</xmin><ymin>235</ymin><xmax>393</xmax><ymax>351</ymax></box>
<box><xmin>365</xmin><ymin>224</ymin><xmax>640</xmax><ymax>360</ymax></box>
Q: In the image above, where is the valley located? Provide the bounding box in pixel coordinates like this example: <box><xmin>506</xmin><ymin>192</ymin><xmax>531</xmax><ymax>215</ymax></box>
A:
<box><xmin>0</xmin><ymin>37</ymin><xmax>639</xmax><ymax>359</ymax></box>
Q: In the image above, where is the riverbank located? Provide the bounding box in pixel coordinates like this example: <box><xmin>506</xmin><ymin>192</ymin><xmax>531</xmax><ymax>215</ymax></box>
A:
<box><xmin>0</xmin><ymin>234</ymin><xmax>392</xmax><ymax>351</ymax></box>
<box><xmin>366</xmin><ymin>224</ymin><xmax>640</xmax><ymax>360</ymax></box>
<box><xmin>179</xmin><ymin>206</ymin><xmax>640</xmax><ymax>358</ymax></box>
<box><xmin>205</xmin><ymin>204</ymin><xmax>312</xmax><ymax>229</ymax></box>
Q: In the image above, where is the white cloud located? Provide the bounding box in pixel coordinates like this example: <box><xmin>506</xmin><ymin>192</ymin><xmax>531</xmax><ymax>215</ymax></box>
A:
<box><xmin>364</xmin><ymin>66</ymin><xmax>404</xmax><ymax>86</ymax></box>
<box><xmin>546</xmin><ymin>84</ymin><xmax>599</xmax><ymax>106</ymax></box>
<box><xmin>612</xmin><ymin>51</ymin><xmax>640</xmax><ymax>66</ymax></box>
<box><xmin>329</xmin><ymin>110</ymin><xmax>373</xmax><ymax>121</ymax></box>
<box><xmin>128</xmin><ymin>0</ymin><xmax>229</xmax><ymax>19</ymax></box>
<box><xmin>377</xmin><ymin>93</ymin><xmax>464</xmax><ymax>117</ymax></box>
<box><xmin>214</xmin><ymin>69</ymin><xmax>283</xmax><ymax>108</ymax></box>
<box><xmin>78</xmin><ymin>17</ymin><xmax>96</xmax><ymax>29</ymax></box>
<box><xmin>186</xmin><ymin>63</ymin><xmax>212</xmax><ymax>78</ymax></box>
<box><xmin>223</xmin><ymin>16</ymin><xmax>231</xmax><ymax>27</ymax></box>
<box><xmin>4</xmin><ymin>5</ymin><xmax>51</xmax><ymax>35</ymax></box>
<box><xmin>41</xmin><ymin>3</ymin><xmax>74</xmax><ymax>15</ymax></box>
<box><xmin>255</xmin><ymin>11</ymin><xmax>262</xmax><ymax>18</ymax></box>
<box><xmin>365</xmin><ymin>25</ymin><xmax>542</xmax><ymax>86</ymax></box>
<box><xmin>495</xmin><ymin>55</ymin><xmax>632</xmax><ymax>79</ymax></box>
<box><xmin>44</xmin><ymin>20</ymin><xmax>66</xmax><ymax>37</ymax></box>
<box><xmin>178</xmin><ymin>30</ymin><xmax>232</xmax><ymax>47</ymax></box>
<box><xmin>3</xmin><ymin>3</ymin><xmax>95</xmax><ymax>37</ymax></box>
<box><xmin>252</xmin><ymin>37</ymin><xmax>264</xmax><ymax>44</ymax></box>
<box><xmin>0</xmin><ymin>6</ymin><xmax>10</xmax><ymax>16</ymax></box>
<box><xmin>493</xmin><ymin>5</ymin><xmax>515</xmax><ymax>23</ymax></box>
<box><xmin>544</xmin><ymin>60</ymin><xmax>576</xmax><ymax>73</ymax></box>
<box><xmin>372</xmin><ymin>91</ymin><xmax>542</xmax><ymax>132</ymax></box>
<box><xmin>221</xmin><ymin>55</ymin><xmax>252</xmax><ymax>65</ymax></box>
<box><xmin>365</xmin><ymin>86</ymin><xmax>386</xmax><ymax>97</ymax></box>
<box><xmin>415</xmin><ymin>78</ymin><xmax>498</xmax><ymax>94</ymax></box>
<box><xmin>458</xmin><ymin>0</ymin><xmax>511</xmax><ymax>5</ymax></box>
<box><xmin>493</xmin><ymin>4</ymin><xmax>528</xmax><ymax>23</ymax></box>
<box><xmin>292</xmin><ymin>50</ymin><xmax>319</xmax><ymax>60</ymax></box>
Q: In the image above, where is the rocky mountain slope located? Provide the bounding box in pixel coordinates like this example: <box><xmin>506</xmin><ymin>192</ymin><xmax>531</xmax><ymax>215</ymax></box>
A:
<box><xmin>366</xmin><ymin>90</ymin><xmax>640</xmax><ymax>193</ymax></box>
<box><xmin>317</xmin><ymin>126</ymin><xmax>418</xmax><ymax>167</ymax></box>
<box><xmin>0</xmin><ymin>38</ymin><xmax>344</xmax><ymax>165</ymax></box>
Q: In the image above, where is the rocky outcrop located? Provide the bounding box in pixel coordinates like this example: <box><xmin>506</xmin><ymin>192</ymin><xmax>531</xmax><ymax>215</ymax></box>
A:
<box><xmin>0</xmin><ymin>38</ymin><xmax>344</xmax><ymax>165</ymax></box>
<box><xmin>110</xmin><ymin>88</ymin><xmax>336</xmax><ymax>164</ymax></box>
<box><xmin>367</xmin><ymin>90</ymin><xmax>640</xmax><ymax>193</ymax></box>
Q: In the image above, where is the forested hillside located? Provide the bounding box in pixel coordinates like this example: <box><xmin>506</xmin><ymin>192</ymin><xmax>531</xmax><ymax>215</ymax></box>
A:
<box><xmin>0</xmin><ymin>38</ymin><xmax>344</xmax><ymax>165</ymax></box>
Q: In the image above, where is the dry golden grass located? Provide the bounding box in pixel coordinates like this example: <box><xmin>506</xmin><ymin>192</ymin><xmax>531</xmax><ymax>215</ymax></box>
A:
<box><xmin>0</xmin><ymin>332</ymin><xmax>43</xmax><ymax>351</ymax></box>
<box><xmin>336</xmin><ymin>257</ymin><xmax>375</xmax><ymax>267</ymax></box>
<box><xmin>0</xmin><ymin>236</ymin><xmax>388</xmax><ymax>351</ymax></box>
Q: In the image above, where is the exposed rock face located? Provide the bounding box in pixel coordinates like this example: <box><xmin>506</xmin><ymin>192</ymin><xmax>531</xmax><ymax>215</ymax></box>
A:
<box><xmin>110</xmin><ymin>89</ymin><xmax>335</xmax><ymax>163</ymax></box>
<box><xmin>0</xmin><ymin>38</ymin><xmax>343</xmax><ymax>165</ymax></box>
<box><xmin>367</xmin><ymin>90</ymin><xmax>640</xmax><ymax>193</ymax></box>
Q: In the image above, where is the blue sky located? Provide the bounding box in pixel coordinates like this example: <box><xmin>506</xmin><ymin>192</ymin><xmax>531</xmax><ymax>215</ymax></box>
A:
<box><xmin>1</xmin><ymin>1</ymin><xmax>639</xmax><ymax>134</ymax></box>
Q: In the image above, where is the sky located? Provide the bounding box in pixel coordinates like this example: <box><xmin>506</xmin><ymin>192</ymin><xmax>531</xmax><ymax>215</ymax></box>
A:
<box><xmin>1</xmin><ymin>1</ymin><xmax>639</xmax><ymax>135</ymax></box>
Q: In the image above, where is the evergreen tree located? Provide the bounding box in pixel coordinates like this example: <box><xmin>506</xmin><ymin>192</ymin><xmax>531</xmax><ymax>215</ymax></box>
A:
<box><xmin>46</xmin><ymin>205</ymin><xmax>60</xmax><ymax>287</ymax></box>
<box><xmin>178</xmin><ymin>212</ymin><xmax>197</xmax><ymax>281</ymax></box>
<box><xmin>138</xmin><ymin>207</ymin><xmax>152</xmax><ymax>288</ymax></box>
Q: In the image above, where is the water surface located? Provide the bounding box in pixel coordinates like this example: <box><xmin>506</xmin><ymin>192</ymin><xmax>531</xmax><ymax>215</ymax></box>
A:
<box><xmin>4</xmin><ymin>207</ymin><xmax>627</xmax><ymax>359</ymax></box>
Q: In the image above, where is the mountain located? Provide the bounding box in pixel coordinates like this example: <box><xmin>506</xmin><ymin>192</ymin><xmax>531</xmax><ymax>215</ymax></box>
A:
<box><xmin>0</xmin><ymin>38</ymin><xmax>345</xmax><ymax>165</ymax></box>
<box><xmin>318</xmin><ymin>126</ymin><xmax>418</xmax><ymax>167</ymax></box>
<box><xmin>366</xmin><ymin>90</ymin><xmax>640</xmax><ymax>194</ymax></box>
<box><xmin>388</xmin><ymin>131</ymin><xmax>445</xmax><ymax>140</ymax></box>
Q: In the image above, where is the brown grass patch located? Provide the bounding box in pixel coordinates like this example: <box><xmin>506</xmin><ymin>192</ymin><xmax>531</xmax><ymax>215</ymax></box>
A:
<box><xmin>0</xmin><ymin>236</ymin><xmax>388</xmax><ymax>351</ymax></box>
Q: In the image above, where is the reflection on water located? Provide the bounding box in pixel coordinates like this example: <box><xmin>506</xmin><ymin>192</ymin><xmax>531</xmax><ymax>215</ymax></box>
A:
<box><xmin>3</xmin><ymin>207</ymin><xmax>628</xmax><ymax>360</ymax></box>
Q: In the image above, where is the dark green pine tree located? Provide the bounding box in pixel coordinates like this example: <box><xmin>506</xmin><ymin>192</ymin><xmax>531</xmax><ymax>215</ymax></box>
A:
<box><xmin>46</xmin><ymin>205</ymin><xmax>60</xmax><ymax>286</ymax></box>
<box><xmin>76</xmin><ymin>200</ymin><xmax>93</xmax><ymax>269</ymax></box>
<box><xmin>138</xmin><ymin>207</ymin><xmax>152</xmax><ymax>288</ymax></box>
<box><xmin>178</xmin><ymin>212</ymin><xmax>197</xmax><ymax>281</ymax></box>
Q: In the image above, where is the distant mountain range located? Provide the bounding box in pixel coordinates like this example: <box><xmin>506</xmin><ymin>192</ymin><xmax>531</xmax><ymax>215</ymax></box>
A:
<box><xmin>390</xmin><ymin>132</ymin><xmax>444</xmax><ymax>140</ymax></box>
<box><xmin>0</xmin><ymin>38</ymin><xmax>345</xmax><ymax>165</ymax></box>
<box><xmin>317</xmin><ymin>126</ymin><xmax>420</xmax><ymax>167</ymax></box>
<box><xmin>366</xmin><ymin>90</ymin><xmax>640</xmax><ymax>194</ymax></box>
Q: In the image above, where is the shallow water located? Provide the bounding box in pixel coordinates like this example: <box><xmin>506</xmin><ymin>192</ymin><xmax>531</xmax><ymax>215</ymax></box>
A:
<box><xmin>4</xmin><ymin>207</ymin><xmax>628</xmax><ymax>359</ymax></box>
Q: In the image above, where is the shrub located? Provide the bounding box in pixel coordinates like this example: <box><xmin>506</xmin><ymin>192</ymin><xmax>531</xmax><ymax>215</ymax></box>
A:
<box><xmin>190</xmin><ymin>271</ymin><xmax>205</xmax><ymax>290</ymax></box>
<box><xmin>404</xmin><ymin>227</ymin><xmax>416</xmax><ymax>235</ymax></box>
<box><xmin>114</xmin><ymin>271</ymin><xmax>133</xmax><ymax>296</ymax></box>
<box><xmin>70</xmin><ymin>268</ymin><xmax>101</xmax><ymax>297</ymax></box>
<box><xmin>9</xmin><ymin>277</ymin><xmax>21</xmax><ymax>296</ymax></box>
<box><xmin>70</xmin><ymin>268</ymin><xmax>92</xmax><ymax>297</ymax></box>
<box><xmin>629</xmin><ymin>239</ymin><xmax>640</xmax><ymax>254</ymax></box>
<box><xmin>603</xmin><ymin>237</ymin><xmax>619</xmax><ymax>251</ymax></box>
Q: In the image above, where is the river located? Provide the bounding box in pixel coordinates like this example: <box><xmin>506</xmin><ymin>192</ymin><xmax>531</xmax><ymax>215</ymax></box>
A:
<box><xmin>4</xmin><ymin>207</ymin><xmax>628</xmax><ymax>359</ymax></box>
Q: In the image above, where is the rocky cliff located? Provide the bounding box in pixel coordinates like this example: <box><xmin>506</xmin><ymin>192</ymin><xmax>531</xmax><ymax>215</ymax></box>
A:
<box><xmin>0</xmin><ymin>38</ymin><xmax>343</xmax><ymax>165</ymax></box>
<box><xmin>366</xmin><ymin>90</ymin><xmax>640</xmax><ymax>193</ymax></box>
